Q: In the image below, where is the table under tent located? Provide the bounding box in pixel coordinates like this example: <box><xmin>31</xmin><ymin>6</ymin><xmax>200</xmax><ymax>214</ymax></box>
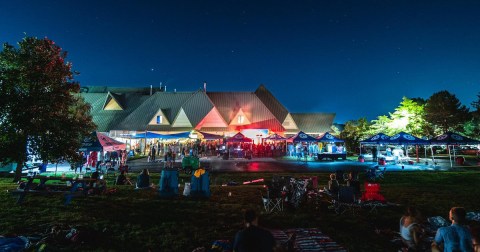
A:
<box><xmin>316</xmin><ymin>132</ymin><xmax>346</xmax><ymax>161</ymax></box>
<box><xmin>225</xmin><ymin>132</ymin><xmax>253</xmax><ymax>159</ymax></box>
<box><xmin>429</xmin><ymin>131</ymin><xmax>480</xmax><ymax>167</ymax></box>
<box><xmin>79</xmin><ymin>131</ymin><xmax>127</xmax><ymax>174</ymax></box>
<box><xmin>286</xmin><ymin>131</ymin><xmax>319</xmax><ymax>160</ymax></box>
<box><xmin>262</xmin><ymin>133</ymin><xmax>287</xmax><ymax>157</ymax></box>
<box><xmin>383</xmin><ymin>132</ymin><xmax>429</xmax><ymax>164</ymax></box>
<box><xmin>359</xmin><ymin>133</ymin><xmax>391</xmax><ymax>161</ymax></box>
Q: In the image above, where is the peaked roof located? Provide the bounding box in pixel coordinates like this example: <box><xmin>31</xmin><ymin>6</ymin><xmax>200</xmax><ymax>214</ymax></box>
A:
<box><xmin>81</xmin><ymin>92</ymin><xmax>149</xmax><ymax>132</ymax></box>
<box><xmin>254</xmin><ymin>84</ymin><xmax>289</xmax><ymax>122</ymax></box>
<box><xmin>117</xmin><ymin>92</ymin><xmax>194</xmax><ymax>131</ymax></box>
<box><xmin>207</xmin><ymin>91</ymin><xmax>284</xmax><ymax>132</ymax></box>
<box><xmin>230</xmin><ymin>108</ymin><xmax>252</xmax><ymax>125</ymax></box>
<box><xmin>180</xmin><ymin>90</ymin><xmax>215</xmax><ymax>126</ymax></box>
<box><xmin>289</xmin><ymin>113</ymin><xmax>335</xmax><ymax>134</ymax></box>
<box><xmin>171</xmin><ymin>108</ymin><xmax>193</xmax><ymax>127</ymax></box>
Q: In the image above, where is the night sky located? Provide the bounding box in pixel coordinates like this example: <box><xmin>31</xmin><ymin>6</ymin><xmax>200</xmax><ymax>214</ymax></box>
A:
<box><xmin>2</xmin><ymin>0</ymin><xmax>480</xmax><ymax>123</ymax></box>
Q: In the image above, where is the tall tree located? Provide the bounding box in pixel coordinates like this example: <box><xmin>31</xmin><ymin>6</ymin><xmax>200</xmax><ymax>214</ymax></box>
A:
<box><xmin>0</xmin><ymin>37</ymin><xmax>95</xmax><ymax>181</ymax></box>
<box><xmin>424</xmin><ymin>90</ymin><xmax>470</xmax><ymax>134</ymax></box>
<box><xmin>465</xmin><ymin>92</ymin><xmax>480</xmax><ymax>138</ymax></box>
<box><xmin>339</xmin><ymin>117</ymin><xmax>370</xmax><ymax>154</ymax></box>
<box><xmin>389</xmin><ymin>97</ymin><xmax>428</xmax><ymax>137</ymax></box>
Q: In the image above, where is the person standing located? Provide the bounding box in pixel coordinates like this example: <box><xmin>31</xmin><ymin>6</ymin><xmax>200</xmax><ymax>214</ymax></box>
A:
<box><xmin>151</xmin><ymin>145</ymin><xmax>156</xmax><ymax>161</ymax></box>
<box><xmin>372</xmin><ymin>146</ymin><xmax>378</xmax><ymax>162</ymax></box>
<box><xmin>432</xmin><ymin>207</ymin><xmax>474</xmax><ymax>252</ymax></box>
<box><xmin>233</xmin><ymin>209</ymin><xmax>275</xmax><ymax>252</ymax></box>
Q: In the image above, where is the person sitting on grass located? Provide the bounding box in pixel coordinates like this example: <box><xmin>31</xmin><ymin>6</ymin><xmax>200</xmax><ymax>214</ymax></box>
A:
<box><xmin>326</xmin><ymin>173</ymin><xmax>339</xmax><ymax>195</ymax></box>
<box><xmin>88</xmin><ymin>170</ymin><xmax>107</xmax><ymax>195</ymax></box>
<box><xmin>136</xmin><ymin>168</ymin><xmax>154</xmax><ymax>189</ymax></box>
<box><xmin>432</xmin><ymin>207</ymin><xmax>474</xmax><ymax>252</ymax></box>
<box><xmin>233</xmin><ymin>209</ymin><xmax>276</xmax><ymax>252</ymax></box>
<box><xmin>115</xmin><ymin>170</ymin><xmax>132</xmax><ymax>185</ymax></box>
<box><xmin>399</xmin><ymin>206</ymin><xmax>424</xmax><ymax>251</ymax></box>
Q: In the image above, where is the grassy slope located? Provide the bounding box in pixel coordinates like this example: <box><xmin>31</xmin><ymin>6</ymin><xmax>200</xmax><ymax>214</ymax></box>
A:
<box><xmin>1</xmin><ymin>169</ymin><xmax>479</xmax><ymax>251</ymax></box>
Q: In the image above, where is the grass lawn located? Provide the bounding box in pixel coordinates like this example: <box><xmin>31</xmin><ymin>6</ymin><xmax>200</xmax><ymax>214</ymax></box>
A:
<box><xmin>1</xmin><ymin>165</ymin><xmax>480</xmax><ymax>251</ymax></box>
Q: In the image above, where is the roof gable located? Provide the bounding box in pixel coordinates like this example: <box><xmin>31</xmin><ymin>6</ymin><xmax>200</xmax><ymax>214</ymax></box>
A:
<box><xmin>230</xmin><ymin>108</ymin><xmax>251</xmax><ymax>126</ymax></box>
<box><xmin>282</xmin><ymin>113</ymin><xmax>299</xmax><ymax>130</ymax></box>
<box><xmin>181</xmin><ymin>90</ymin><xmax>214</xmax><ymax>126</ymax></box>
<box><xmin>148</xmin><ymin>109</ymin><xmax>170</xmax><ymax>125</ymax></box>
<box><xmin>172</xmin><ymin>108</ymin><xmax>193</xmax><ymax>127</ymax></box>
<box><xmin>102</xmin><ymin>92</ymin><xmax>124</xmax><ymax>110</ymax></box>
<box><xmin>206</xmin><ymin>91</ymin><xmax>284</xmax><ymax>131</ymax></box>
<box><xmin>195</xmin><ymin>107</ymin><xmax>228</xmax><ymax>129</ymax></box>
<box><xmin>116</xmin><ymin>92</ymin><xmax>193</xmax><ymax>131</ymax></box>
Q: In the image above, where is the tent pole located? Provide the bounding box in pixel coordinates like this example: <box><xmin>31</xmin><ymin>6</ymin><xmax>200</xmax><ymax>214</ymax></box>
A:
<box><xmin>448</xmin><ymin>145</ymin><xmax>452</xmax><ymax>168</ymax></box>
<box><xmin>430</xmin><ymin>145</ymin><xmax>436</xmax><ymax>165</ymax></box>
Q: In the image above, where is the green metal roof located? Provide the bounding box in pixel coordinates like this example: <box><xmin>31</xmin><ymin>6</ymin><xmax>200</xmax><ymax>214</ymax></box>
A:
<box><xmin>206</xmin><ymin>91</ymin><xmax>285</xmax><ymax>132</ymax></box>
<box><xmin>289</xmin><ymin>113</ymin><xmax>336</xmax><ymax>135</ymax></box>
<box><xmin>116</xmin><ymin>92</ymin><xmax>194</xmax><ymax>131</ymax></box>
<box><xmin>180</xmin><ymin>90</ymin><xmax>214</xmax><ymax>126</ymax></box>
<box><xmin>254</xmin><ymin>84</ymin><xmax>289</xmax><ymax>122</ymax></box>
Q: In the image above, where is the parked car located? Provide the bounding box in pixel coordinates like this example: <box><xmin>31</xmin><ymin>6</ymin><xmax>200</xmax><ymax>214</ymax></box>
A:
<box><xmin>458</xmin><ymin>146</ymin><xmax>480</xmax><ymax>156</ymax></box>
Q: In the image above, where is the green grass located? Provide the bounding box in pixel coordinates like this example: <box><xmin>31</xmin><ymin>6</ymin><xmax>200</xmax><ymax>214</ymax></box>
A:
<box><xmin>1</xmin><ymin>169</ymin><xmax>480</xmax><ymax>251</ymax></box>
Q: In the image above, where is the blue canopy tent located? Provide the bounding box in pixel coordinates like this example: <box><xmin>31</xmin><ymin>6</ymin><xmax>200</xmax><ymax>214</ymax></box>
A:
<box><xmin>360</xmin><ymin>133</ymin><xmax>390</xmax><ymax>145</ymax></box>
<box><xmin>161</xmin><ymin>132</ymin><xmax>190</xmax><ymax>139</ymax></box>
<box><xmin>198</xmin><ymin>131</ymin><xmax>223</xmax><ymax>140</ymax></box>
<box><xmin>128</xmin><ymin>132</ymin><xmax>190</xmax><ymax>139</ymax></box>
<box><xmin>429</xmin><ymin>131</ymin><xmax>480</xmax><ymax>167</ymax></box>
<box><xmin>429</xmin><ymin>131</ymin><xmax>480</xmax><ymax>145</ymax></box>
<box><xmin>128</xmin><ymin>132</ymin><xmax>164</xmax><ymax>139</ymax></box>
<box><xmin>287</xmin><ymin>131</ymin><xmax>318</xmax><ymax>142</ymax></box>
<box><xmin>359</xmin><ymin>133</ymin><xmax>391</xmax><ymax>156</ymax></box>
<box><xmin>385</xmin><ymin>132</ymin><xmax>429</xmax><ymax>163</ymax></box>
<box><xmin>317</xmin><ymin>132</ymin><xmax>344</xmax><ymax>143</ymax></box>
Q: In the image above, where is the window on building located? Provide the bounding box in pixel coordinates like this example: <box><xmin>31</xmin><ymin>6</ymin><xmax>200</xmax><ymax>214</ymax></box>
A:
<box><xmin>237</xmin><ymin>115</ymin><xmax>244</xmax><ymax>124</ymax></box>
<box><xmin>156</xmin><ymin>115</ymin><xmax>163</xmax><ymax>124</ymax></box>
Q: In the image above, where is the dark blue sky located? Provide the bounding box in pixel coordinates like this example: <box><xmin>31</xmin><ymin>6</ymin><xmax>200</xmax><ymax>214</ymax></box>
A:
<box><xmin>2</xmin><ymin>0</ymin><xmax>480</xmax><ymax>123</ymax></box>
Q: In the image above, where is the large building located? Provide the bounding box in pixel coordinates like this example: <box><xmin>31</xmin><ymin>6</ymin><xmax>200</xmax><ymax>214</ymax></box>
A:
<box><xmin>80</xmin><ymin>84</ymin><xmax>336</xmax><ymax>141</ymax></box>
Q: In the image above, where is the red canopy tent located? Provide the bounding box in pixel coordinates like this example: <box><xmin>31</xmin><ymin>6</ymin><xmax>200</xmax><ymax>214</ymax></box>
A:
<box><xmin>97</xmin><ymin>132</ymin><xmax>126</xmax><ymax>151</ymax></box>
<box><xmin>80</xmin><ymin>132</ymin><xmax>126</xmax><ymax>152</ymax></box>
<box><xmin>226</xmin><ymin>132</ymin><xmax>253</xmax><ymax>143</ymax></box>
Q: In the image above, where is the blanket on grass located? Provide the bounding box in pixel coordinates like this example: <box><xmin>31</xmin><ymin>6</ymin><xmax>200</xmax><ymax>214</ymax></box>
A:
<box><xmin>271</xmin><ymin>228</ymin><xmax>347</xmax><ymax>252</ymax></box>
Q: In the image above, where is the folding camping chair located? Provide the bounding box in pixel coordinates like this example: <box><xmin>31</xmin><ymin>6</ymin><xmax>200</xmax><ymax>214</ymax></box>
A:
<box><xmin>360</xmin><ymin>182</ymin><xmax>387</xmax><ymax>213</ymax></box>
<box><xmin>333</xmin><ymin>186</ymin><xmax>361</xmax><ymax>215</ymax></box>
<box><xmin>260</xmin><ymin>186</ymin><xmax>284</xmax><ymax>213</ymax></box>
